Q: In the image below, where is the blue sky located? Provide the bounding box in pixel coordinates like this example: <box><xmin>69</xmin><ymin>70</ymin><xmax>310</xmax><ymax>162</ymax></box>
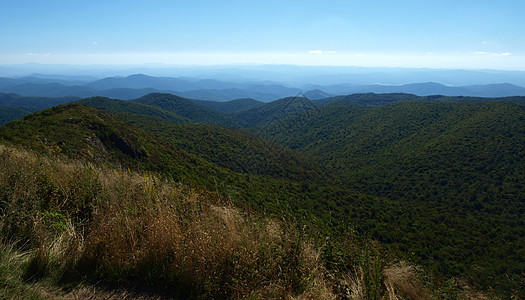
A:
<box><xmin>1</xmin><ymin>0</ymin><xmax>524</xmax><ymax>69</ymax></box>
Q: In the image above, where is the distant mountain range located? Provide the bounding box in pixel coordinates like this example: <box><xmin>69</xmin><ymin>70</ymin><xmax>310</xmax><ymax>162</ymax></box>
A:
<box><xmin>0</xmin><ymin>74</ymin><xmax>301</xmax><ymax>101</ymax></box>
<box><xmin>1</xmin><ymin>73</ymin><xmax>525</xmax><ymax>101</ymax></box>
<box><xmin>306</xmin><ymin>82</ymin><xmax>525</xmax><ymax>98</ymax></box>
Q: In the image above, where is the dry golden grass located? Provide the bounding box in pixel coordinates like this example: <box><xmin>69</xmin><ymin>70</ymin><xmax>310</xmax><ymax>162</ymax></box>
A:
<box><xmin>383</xmin><ymin>262</ymin><xmax>431</xmax><ymax>300</ymax></box>
<box><xmin>0</xmin><ymin>143</ymin><xmax>490</xmax><ymax>299</ymax></box>
<box><xmin>0</xmin><ymin>144</ymin><xmax>337</xmax><ymax>298</ymax></box>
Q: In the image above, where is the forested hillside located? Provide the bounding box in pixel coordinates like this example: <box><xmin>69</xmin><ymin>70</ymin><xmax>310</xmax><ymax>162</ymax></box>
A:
<box><xmin>0</xmin><ymin>93</ymin><xmax>79</xmax><ymax>124</ymax></box>
<box><xmin>192</xmin><ymin>98</ymin><xmax>264</xmax><ymax>114</ymax></box>
<box><xmin>0</xmin><ymin>93</ymin><xmax>79</xmax><ymax>109</ymax></box>
<box><xmin>233</xmin><ymin>96</ymin><xmax>318</xmax><ymax>128</ymax></box>
<box><xmin>3</xmin><ymin>142</ymin><xmax>468</xmax><ymax>299</ymax></box>
<box><xmin>77</xmin><ymin>96</ymin><xmax>191</xmax><ymax>124</ymax></box>
<box><xmin>0</xmin><ymin>92</ymin><xmax>523</xmax><ymax>297</ymax></box>
<box><xmin>0</xmin><ymin>105</ymin><xmax>32</xmax><ymax>125</ymax></box>
<box><xmin>133</xmin><ymin>93</ymin><xmax>245</xmax><ymax>128</ymax></box>
<box><xmin>0</xmin><ymin>104</ymin><xmax>230</xmax><ymax>186</ymax></box>
<box><xmin>73</xmin><ymin>94</ymin><xmax>525</xmax><ymax>295</ymax></box>
<box><xmin>312</xmin><ymin>93</ymin><xmax>525</xmax><ymax>107</ymax></box>
<box><xmin>267</xmin><ymin>100</ymin><xmax>525</xmax><ymax>294</ymax></box>
<box><xmin>0</xmin><ymin>103</ymin><xmax>363</xmax><ymax>230</ymax></box>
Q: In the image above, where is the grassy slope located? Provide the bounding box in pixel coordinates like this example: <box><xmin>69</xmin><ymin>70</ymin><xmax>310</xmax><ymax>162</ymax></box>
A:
<box><xmin>4</xmin><ymin>142</ymin><xmax>476</xmax><ymax>299</ymax></box>
<box><xmin>0</xmin><ymin>144</ymin><xmax>335</xmax><ymax>299</ymax></box>
<box><xmin>42</xmin><ymin>96</ymin><xmax>523</xmax><ymax>295</ymax></box>
<box><xmin>2</xmin><ymin>95</ymin><xmax>522</xmax><ymax>297</ymax></box>
<box><xmin>0</xmin><ymin>103</ymin><xmax>230</xmax><ymax>188</ymax></box>
<box><xmin>0</xmin><ymin>103</ymin><xmax>373</xmax><ymax>235</ymax></box>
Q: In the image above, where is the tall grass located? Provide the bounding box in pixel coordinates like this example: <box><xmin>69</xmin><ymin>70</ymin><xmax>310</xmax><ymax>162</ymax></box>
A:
<box><xmin>0</xmin><ymin>143</ymin><xmax>484</xmax><ymax>299</ymax></box>
<box><xmin>0</xmin><ymin>144</ymin><xmax>335</xmax><ymax>298</ymax></box>
<box><xmin>0</xmin><ymin>242</ymin><xmax>44</xmax><ymax>299</ymax></box>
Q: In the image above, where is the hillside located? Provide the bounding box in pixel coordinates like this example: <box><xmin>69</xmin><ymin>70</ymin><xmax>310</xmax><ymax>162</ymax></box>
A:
<box><xmin>303</xmin><ymin>89</ymin><xmax>335</xmax><ymax>100</ymax></box>
<box><xmin>313</xmin><ymin>93</ymin><xmax>422</xmax><ymax>106</ymax></box>
<box><xmin>177</xmin><ymin>85</ymin><xmax>301</xmax><ymax>102</ymax></box>
<box><xmin>74</xmin><ymin>96</ymin><xmax>326</xmax><ymax>181</ymax></box>
<box><xmin>110</xmin><ymin>93</ymin><xmax>524</xmax><ymax>296</ymax></box>
<box><xmin>0</xmin><ymin>93</ymin><xmax>79</xmax><ymax>110</ymax></box>
<box><xmin>313</xmin><ymin>92</ymin><xmax>525</xmax><ymax>107</ymax></box>
<box><xmin>266</xmin><ymin>100</ymin><xmax>525</xmax><ymax>294</ymax></box>
<box><xmin>192</xmin><ymin>98</ymin><xmax>264</xmax><ymax>113</ymax></box>
<box><xmin>0</xmin><ymin>103</ymin><xmax>229</xmax><ymax>187</ymax></box>
<box><xmin>0</xmin><ymin>105</ymin><xmax>31</xmax><ymax>125</ymax></box>
<box><xmin>1</xmin><ymin>94</ymin><xmax>524</xmax><ymax>297</ymax></box>
<box><xmin>77</xmin><ymin>96</ymin><xmax>191</xmax><ymax>124</ymax></box>
<box><xmin>123</xmin><ymin>120</ymin><xmax>327</xmax><ymax>182</ymax></box>
<box><xmin>1</xmin><ymin>142</ymin><xmax>475</xmax><ymax>299</ymax></box>
<box><xmin>133</xmin><ymin>93</ymin><xmax>245</xmax><ymax>128</ymax></box>
<box><xmin>0</xmin><ymin>103</ymin><xmax>361</xmax><ymax>229</ymax></box>
<box><xmin>233</xmin><ymin>96</ymin><xmax>318</xmax><ymax>129</ymax></box>
<box><xmin>73</xmin><ymin>94</ymin><xmax>525</xmax><ymax>295</ymax></box>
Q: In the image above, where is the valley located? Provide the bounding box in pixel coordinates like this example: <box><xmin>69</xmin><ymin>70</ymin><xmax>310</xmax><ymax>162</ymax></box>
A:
<box><xmin>0</xmin><ymin>90</ymin><xmax>524</xmax><ymax>298</ymax></box>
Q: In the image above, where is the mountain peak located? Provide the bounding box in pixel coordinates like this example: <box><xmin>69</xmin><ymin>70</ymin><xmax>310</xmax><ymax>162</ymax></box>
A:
<box><xmin>303</xmin><ymin>89</ymin><xmax>334</xmax><ymax>100</ymax></box>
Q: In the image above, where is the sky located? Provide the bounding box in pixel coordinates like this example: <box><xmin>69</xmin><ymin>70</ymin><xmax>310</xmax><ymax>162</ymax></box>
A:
<box><xmin>1</xmin><ymin>0</ymin><xmax>524</xmax><ymax>70</ymax></box>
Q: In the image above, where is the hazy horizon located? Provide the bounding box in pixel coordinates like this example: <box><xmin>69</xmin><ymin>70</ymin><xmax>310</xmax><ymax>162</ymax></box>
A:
<box><xmin>1</xmin><ymin>1</ymin><xmax>524</xmax><ymax>70</ymax></box>
<box><xmin>3</xmin><ymin>63</ymin><xmax>525</xmax><ymax>87</ymax></box>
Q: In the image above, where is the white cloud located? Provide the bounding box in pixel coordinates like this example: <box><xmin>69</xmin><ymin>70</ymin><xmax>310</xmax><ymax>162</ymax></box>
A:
<box><xmin>427</xmin><ymin>52</ymin><xmax>433</xmax><ymax>55</ymax></box>
<box><xmin>308</xmin><ymin>50</ymin><xmax>336</xmax><ymax>54</ymax></box>
<box><xmin>25</xmin><ymin>52</ymin><xmax>51</xmax><ymax>56</ymax></box>
<box><xmin>474</xmin><ymin>51</ymin><xmax>512</xmax><ymax>56</ymax></box>
<box><xmin>481</xmin><ymin>40</ymin><xmax>497</xmax><ymax>45</ymax></box>
<box><xmin>492</xmin><ymin>52</ymin><xmax>512</xmax><ymax>56</ymax></box>
<box><xmin>92</xmin><ymin>41</ymin><xmax>98</xmax><ymax>45</ymax></box>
